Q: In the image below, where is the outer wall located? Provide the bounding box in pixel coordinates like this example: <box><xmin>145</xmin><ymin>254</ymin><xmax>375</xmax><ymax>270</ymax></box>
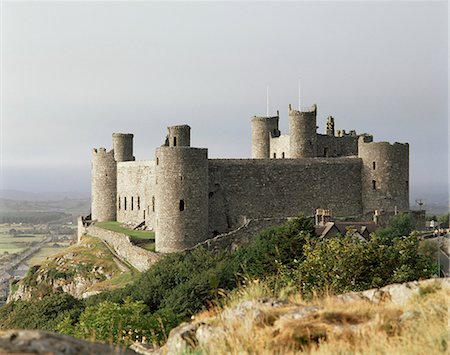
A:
<box><xmin>116</xmin><ymin>161</ymin><xmax>156</xmax><ymax>227</ymax></box>
<box><xmin>155</xmin><ymin>147</ymin><xmax>209</xmax><ymax>252</ymax></box>
<box><xmin>208</xmin><ymin>158</ymin><xmax>363</xmax><ymax>235</ymax></box>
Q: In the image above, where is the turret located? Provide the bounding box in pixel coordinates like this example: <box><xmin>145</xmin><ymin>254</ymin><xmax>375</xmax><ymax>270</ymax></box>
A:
<box><xmin>251</xmin><ymin>115</ymin><xmax>280</xmax><ymax>159</ymax></box>
<box><xmin>167</xmin><ymin>125</ymin><xmax>191</xmax><ymax>147</ymax></box>
<box><xmin>112</xmin><ymin>133</ymin><xmax>134</xmax><ymax>162</ymax></box>
<box><xmin>289</xmin><ymin>104</ymin><xmax>317</xmax><ymax>158</ymax></box>
<box><xmin>358</xmin><ymin>136</ymin><xmax>409</xmax><ymax>216</ymax></box>
<box><xmin>91</xmin><ymin>148</ymin><xmax>117</xmax><ymax>221</ymax></box>
<box><xmin>326</xmin><ymin>116</ymin><xmax>335</xmax><ymax>136</ymax></box>
<box><xmin>155</xmin><ymin>126</ymin><xmax>209</xmax><ymax>253</ymax></box>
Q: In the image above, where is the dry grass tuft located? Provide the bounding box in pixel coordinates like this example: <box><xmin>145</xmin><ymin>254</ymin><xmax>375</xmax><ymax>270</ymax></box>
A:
<box><xmin>191</xmin><ymin>280</ymin><xmax>449</xmax><ymax>355</ymax></box>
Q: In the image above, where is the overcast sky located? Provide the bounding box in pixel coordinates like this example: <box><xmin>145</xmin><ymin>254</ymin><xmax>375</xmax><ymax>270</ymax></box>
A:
<box><xmin>1</xmin><ymin>1</ymin><xmax>448</xmax><ymax>205</ymax></box>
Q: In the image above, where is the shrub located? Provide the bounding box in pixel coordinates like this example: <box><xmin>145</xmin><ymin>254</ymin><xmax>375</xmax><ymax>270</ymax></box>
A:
<box><xmin>0</xmin><ymin>293</ymin><xmax>84</xmax><ymax>331</ymax></box>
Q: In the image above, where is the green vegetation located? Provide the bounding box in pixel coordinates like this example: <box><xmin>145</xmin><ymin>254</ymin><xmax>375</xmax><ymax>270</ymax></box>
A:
<box><xmin>95</xmin><ymin>221</ymin><xmax>155</xmax><ymax>251</ymax></box>
<box><xmin>0</xmin><ymin>293</ymin><xmax>83</xmax><ymax>331</ymax></box>
<box><xmin>0</xmin><ymin>215</ymin><xmax>437</xmax><ymax>348</ymax></box>
<box><xmin>376</xmin><ymin>213</ymin><xmax>415</xmax><ymax>240</ymax></box>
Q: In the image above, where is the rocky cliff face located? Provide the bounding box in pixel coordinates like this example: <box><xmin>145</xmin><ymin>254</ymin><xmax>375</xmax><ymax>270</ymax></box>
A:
<box><xmin>9</xmin><ymin>236</ymin><xmax>135</xmax><ymax>302</ymax></box>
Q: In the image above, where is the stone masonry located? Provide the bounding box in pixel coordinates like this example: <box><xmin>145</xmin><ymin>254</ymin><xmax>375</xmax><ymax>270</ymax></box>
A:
<box><xmin>89</xmin><ymin>103</ymin><xmax>409</xmax><ymax>253</ymax></box>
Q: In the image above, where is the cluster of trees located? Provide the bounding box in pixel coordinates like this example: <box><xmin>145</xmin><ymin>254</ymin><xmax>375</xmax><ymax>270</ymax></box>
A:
<box><xmin>0</xmin><ymin>214</ymin><xmax>437</xmax><ymax>346</ymax></box>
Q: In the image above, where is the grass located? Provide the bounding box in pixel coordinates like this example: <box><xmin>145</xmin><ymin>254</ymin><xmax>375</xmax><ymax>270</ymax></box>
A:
<box><xmin>95</xmin><ymin>221</ymin><xmax>155</xmax><ymax>241</ymax></box>
<box><xmin>0</xmin><ymin>244</ymin><xmax>25</xmax><ymax>254</ymax></box>
<box><xmin>187</xmin><ymin>280</ymin><xmax>449</xmax><ymax>355</ymax></box>
<box><xmin>95</xmin><ymin>221</ymin><xmax>155</xmax><ymax>251</ymax></box>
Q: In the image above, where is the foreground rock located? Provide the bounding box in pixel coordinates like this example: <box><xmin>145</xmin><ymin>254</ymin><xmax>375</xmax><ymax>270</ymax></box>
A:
<box><xmin>149</xmin><ymin>278</ymin><xmax>450</xmax><ymax>354</ymax></box>
<box><xmin>0</xmin><ymin>330</ymin><xmax>137</xmax><ymax>354</ymax></box>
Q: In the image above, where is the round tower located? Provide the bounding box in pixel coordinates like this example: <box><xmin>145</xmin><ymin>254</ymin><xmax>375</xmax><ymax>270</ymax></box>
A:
<box><xmin>155</xmin><ymin>126</ymin><xmax>209</xmax><ymax>253</ymax></box>
<box><xmin>289</xmin><ymin>104</ymin><xmax>318</xmax><ymax>158</ymax></box>
<box><xmin>167</xmin><ymin>125</ymin><xmax>191</xmax><ymax>147</ymax></box>
<box><xmin>251</xmin><ymin>115</ymin><xmax>279</xmax><ymax>159</ymax></box>
<box><xmin>358</xmin><ymin>136</ymin><xmax>409</xmax><ymax>217</ymax></box>
<box><xmin>112</xmin><ymin>133</ymin><xmax>134</xmax><ymax>162</ymax></box>
<box><xmin>91</xmin><ymin>148</ymin><xmax>117</xmax><ymax>221</ymax></box>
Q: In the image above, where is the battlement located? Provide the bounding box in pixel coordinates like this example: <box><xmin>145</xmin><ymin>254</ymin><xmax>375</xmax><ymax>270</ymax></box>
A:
<box><xmin>288</xmin><ymin>103</ymin><xmax>317</xmax><ymax>115</ymax></box>
<box><xmin>92</xmin><ymin>148</ymin><xmax>114</xmax><ymax>156</ymax></box>
<box><xmin>112</xmin><ymin>133</ymin><xmax>133</xmax><ymax>138</ymax></box>
<box><xmin>89</xmin><ymin>101</ymin><xmax>410</xmax><ymax>254</ymax></box>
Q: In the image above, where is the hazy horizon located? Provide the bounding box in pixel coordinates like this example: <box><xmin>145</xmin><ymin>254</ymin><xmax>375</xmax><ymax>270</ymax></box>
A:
<box><xmin>1</xmin><ymin>1</ymin><xmax>448</xmax><ymax>208</ymax></box>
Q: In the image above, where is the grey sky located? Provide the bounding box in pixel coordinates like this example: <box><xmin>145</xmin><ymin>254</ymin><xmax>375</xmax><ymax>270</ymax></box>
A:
<box><xmin>1</xmin><ymin>1</ymin><xmax>448</xmax><ymax>204</ymax></box>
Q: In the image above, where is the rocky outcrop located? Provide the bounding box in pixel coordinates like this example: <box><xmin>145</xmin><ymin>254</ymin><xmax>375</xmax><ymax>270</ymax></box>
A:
<box><xmin>9</xmin><ymin>236</ymin><xmax>133</xmax><ymax>302</ymax></box>
<box><xmin>145</xmin><ymin>278</ymin><xmax>450</xmax><ymax>354</ymax></box>
<box><xmin>0</xmin><ymin>330</ymin><xmax>137</xmax><ymax>354</ymax></box>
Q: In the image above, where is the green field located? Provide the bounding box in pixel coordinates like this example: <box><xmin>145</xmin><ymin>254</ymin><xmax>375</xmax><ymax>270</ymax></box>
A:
<box><xmin>0</xmin><ymin>244</ymin><xmax>25</xmax><ymax>254</ymax></box>
<box><xmin>27</xmin><ymin>245</ymin><xmax>70</xmax><ymax>266</ymax></box>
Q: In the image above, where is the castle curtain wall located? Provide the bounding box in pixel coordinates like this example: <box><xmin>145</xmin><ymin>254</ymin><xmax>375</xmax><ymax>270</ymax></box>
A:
<box><xmin>208</xmin><ymin>158</ymin><xmax>363</xmax><ymax>236</ymax></box>
<box><xmin>116</xmin><ymin>161</ymin><xmax>156</xmax><ymax>227</ymax></box>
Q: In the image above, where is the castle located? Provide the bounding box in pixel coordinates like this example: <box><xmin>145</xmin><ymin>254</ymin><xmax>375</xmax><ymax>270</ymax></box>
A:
<box><xmin>91</xmin><ymin>104</ymin><xmax>409</xmax><ymax>253</ymax></box>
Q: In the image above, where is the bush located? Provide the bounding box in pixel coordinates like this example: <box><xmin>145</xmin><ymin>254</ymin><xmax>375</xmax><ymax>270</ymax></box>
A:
<box><xmin>57</xmin><ymin>297</ymin><xmax>177</xmax><ymax>346</ymax></box>
<box><xmin>0</xmin><ymin>293</ymin><xmax>84</xmax><ymax>331</ymax></box>
<box><xmin>296</xmin><ymin>233</ymin><xmax>436</xmax><ymax>297</ymax></box>
<box><xmin>376</xmin><ymin>213</ymin><xmax>415</xmax><ymax>240</ymax></box>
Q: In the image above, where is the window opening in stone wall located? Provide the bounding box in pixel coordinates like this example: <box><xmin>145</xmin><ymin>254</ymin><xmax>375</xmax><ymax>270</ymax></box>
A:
<box><xmin>282</xmin><ymin>152</ymin><xmax>285</xmax><ymax>159</ymax></box>
<box><xmin>173</xmin><ymin>137</ymin><xmax>177</xmax><ymax>146</ymax></box>
<box><xmin>372</xmin><ymin>180</ymin><xmax>376</xmax><ymax>190</ymax></box>
<box><xmin>124</xmin><ymin>197</ymin><xmax>127</xmax><ymax>210</ymax></box>
<box><xmin>372</xmin><ymin>161</ymin><xmax>376</xmax><ymax>170</ymax></box>
<box><xmin>137</xmin><ymin>196</ymin><xmax>140</xmax><ymax>210</ymax></box>
<box><xmin>118</xmin><ymin>196</ymin><xmax>121</xmax><ymax>210</ymax></box>
<box><xmin>180</xmin><ymin>175</ymin><xmax>183</xmax><ymax>181</ymax></box>
<box><xmin>143</xmin><ymin>210</ymin><xmax>146</xmax><ymax>220</ymax></box>
<box><xmin>273</xmin><ymin>153</ymin><xmax>276</xmax><ymax>159</ymax></box>
<box><xmin>156</xmin><ymin>157</ymin><xmax>159</xmax><ymax>165</ymax></box>
<box><xmin>323</xmin><ymin>148</ymin><xmax>328</xmax><ymax>157</ymax></box>
<box><xmin>179</xmin><ymin>199</ymin><xmax>185</xmax><ymax>211</ymax></box>
<box><xmin>131</xmin><ymin>196</ymin><xmax>134</xmax><ymax>211</ymax></box>
<box><xmin>152</xmin><ymin>196</ymin><xmax>155</xmax><ymax>212</ymax></box>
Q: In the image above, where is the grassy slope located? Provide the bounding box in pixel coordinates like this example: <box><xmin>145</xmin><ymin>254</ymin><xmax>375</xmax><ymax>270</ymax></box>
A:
<box><xmin>14</xmin><ymin>236</ymin><xmax>139</xmax><ymax>298</ymax></box>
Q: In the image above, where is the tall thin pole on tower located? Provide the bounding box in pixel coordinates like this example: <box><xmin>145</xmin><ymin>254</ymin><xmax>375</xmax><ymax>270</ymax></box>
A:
<box><xmin>266</xmin><ymin>85</ymin><xmax>270</xmax><ymax>117</ymax></box>
<box><xmin>298</xmin><ymin>78</ymin><xmax>301</xmax><ymax>111</ymax></box>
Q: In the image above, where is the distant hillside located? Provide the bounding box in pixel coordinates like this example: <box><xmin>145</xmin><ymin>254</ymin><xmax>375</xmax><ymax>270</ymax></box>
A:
<box><xmin>0</xmin><ymin>189</ymin><xmax>89</xmax><ymax>202</ymax></box>
<box><xmin>0</xmin><ymin>197</ymin><xmax>90</xmax><ymax>223</ymax></box>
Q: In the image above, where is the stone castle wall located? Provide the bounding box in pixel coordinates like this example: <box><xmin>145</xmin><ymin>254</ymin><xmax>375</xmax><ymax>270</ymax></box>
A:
<box><xmin>91</xmin><ymin>148</ymin><xmax>117</xmax><ymax>222</ymax></box>
<box><xmin>116</xmin><ymin>161</ymin><xmax>156</xmax><ymax>227</ymax></box>
<box><xmin>358</xmin><ymin>138</ymin><xmax>409</xmax><ymax>215</ymax></box>
<box><xmin>86</xmin><ymin>225</ymin><xmax>160</xmax><ymax>272</ymax></box>
<box><xmin>207</xmin><ymin>157</ymin><xmax>363</xmax><ymax>236</ymax></box>
<box><xmin>155</xmin><ymin>147</ymin><xmax>209</xmax><ymax>253</ymax></box>
<box><xmin>269</xmin><ymin>135</ymin><xmax>290</xmax><ymax>159</ymax></box>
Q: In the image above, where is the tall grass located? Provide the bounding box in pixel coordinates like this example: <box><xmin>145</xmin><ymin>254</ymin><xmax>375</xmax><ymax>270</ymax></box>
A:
<box><xmin>192</xmin><ymin>280</ymin><xmax>449</xmax><ymax>355</ymax></box>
